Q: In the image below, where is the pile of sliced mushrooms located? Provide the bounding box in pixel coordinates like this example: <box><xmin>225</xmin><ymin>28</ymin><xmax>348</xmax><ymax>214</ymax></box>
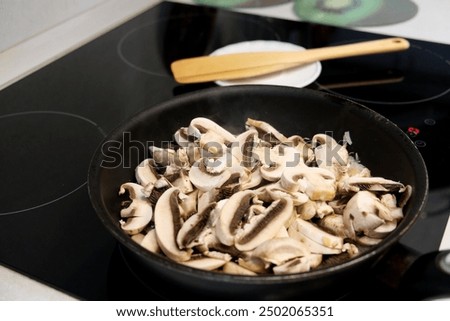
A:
<box><xmin>118</xmin><ymin>117</ymin><xmax>411</xmax><ymax>275</ymax></box>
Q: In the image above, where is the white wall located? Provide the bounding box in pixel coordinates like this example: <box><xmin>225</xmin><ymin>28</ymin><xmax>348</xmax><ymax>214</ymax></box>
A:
<box><xmin>0</xmin><ymin>0</ymin><xmax>106</xmax><ymax>53</ymax></box>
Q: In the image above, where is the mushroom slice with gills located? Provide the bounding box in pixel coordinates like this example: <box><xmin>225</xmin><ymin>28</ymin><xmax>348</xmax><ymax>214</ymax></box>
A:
<box><xmin>312</xmin><ymin>133</ymin><xmax>349</xmax><ymax>178</ymax></box>
<box><xmin>281</xmin><ymin>166</ymin><xmax>336</xmax><ymax>201</ymax></box>
<box><xmin>260</xmin><ymin>144</ymin><xmax>300</xmax><ymax>182</ymax></box>
<box><xmin>223</xmin><ymin>262</ymin><xmax>258</xmax><ymax>275</ymax></box>
<box><xmin>343</xmin><ymin>191</ymin><xmax>389</xmax><ymax>240</ymax></box>
<box><xmin>245</xmin><ymin>118</ymin><xmax>288</xmax><ymax>146</ymax></box>
<box><xmin>176</xmin><ymin>202</ymin><xmax>216</xmax><ymax>249</ymax></box>
<box><xmin>229</xmin><ymin>128</ymin><xmax>259</xmax><ymax>169</ymax></box>
<box><xmin>216</xmin><ymin>172</ymin><xmax>242</xmax><ymax>201</ymax></box>
<box><xmin>251</xmin><ymin>237</ymin><xmax>310</xmax><ymax>266</ymax></box>
<box><xmin>288</xmin><ymin>218</ymin><xmax>344</xmax><ymax>252</ymax></box>
<box><xmin>215</xmin><ymin>190</ymin><xmax>256</xmax><ymax>246</ymax></box>
<box><xmin>180</xmin><ymin>256</ymin><xmax>228</xmax><ymax>271</ymax></box>
<box><xmin>135</xmin><ymin>158</ymin><xmax>159</xmax><ymax>188</ymax></box>
<box><xmin>147</xmin><ymin>176</ymin><xmax>171</xmax><ymax>206</ymax></box>
<box><xmin>273</xmin><ymin>254</ymin><xmax>323</xmax><ymax>275</ymax></box>
<box><xmin>118</xmin><ymin>183</ymin><xmax>153</xmax><ymax>235</ymax></box>
<box><xmin>340</xmin><ymin>176</ymin><xmax>407</xmax><ymax>194</ymax></box>
<box><xmin>154</xmin><ymin>187</ymin><xmax>192</xmax><ymax>262</ymax></box>
<box><xmin>189</xmin><ymin>156</ymin><xmax>231</xmax><ymax>192</ymax></box>
<box><xmin>235</xmin><ymin>197</ymin><xmax>294</xmax><ymax>252</ymax></box>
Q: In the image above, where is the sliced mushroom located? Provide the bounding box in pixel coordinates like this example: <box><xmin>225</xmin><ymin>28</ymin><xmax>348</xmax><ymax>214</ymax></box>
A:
<box><xmin>273</xmin><ymin>254</ymin><xmax>322</xmax><ymax>275</ymax></box>
<box><xmin>251</xmin><ymin>237</ymin><xmax>310</xmax><ymax>266</ymax></box>
<box><xmin>190</xmin><ymin>117</ymin><xmax>236</xmax><ymax>145</ymax></box>
<box><xmin>237</xmin><ymin>256</ymin><xmax>268</xmax><ymax>273</ymax></box>
<box><xmin>189</xmin><ymin>156</ymin><xmax>231</xmax><ymax>192</ymax></box>
<box><xmin>259</xmin><ymin>145</ymin><xmax>300</xmax><ymax>182</ymax></box>
<box><xmin>230</xmin><ymin>128</ymin><xmax>259</xmax><ymax>169</ymax></box>
<box><xmin>118</xmin><ymin>183</ymin><xmax>153</xmax><ymax>235</ymax></box>
<box><xmin>312</xmin><ymin>133</ymin><xmax>349</xmax><ymax>177</ymax></box>
<box><xmin>288</xmin><ymin>218</ymin><xmax>344</xmax><ymax>251</ymax></box>
<box><xmin>154</xmin><ymin>187</ymin><xmax>192</xmax><ymax>262</ymax></box>
<box><xmin>312</xmin><ymin>133</ymin><xmax>349</xmax><ymax>164</ymax></box>
<box><xmin>215</xmin><ymin>190</ymin><xmax>256</xmax><ymax>246</ymax></box>
<box><xmin>235</xmin><ymin>197</ymin><xmax>294</xmax><ymax>251</ymax></box>
<box><xmin>140</xmin><ymin>229</ymin><xmax>160</xmax><ymax>253</ymax></box>
<box><xmin>135</xmin><ymin>158</ymin><xmax>159</xmax><ymax>187</ymax></box>
<box><xmin>178</xmin><ymin>190</ymin><xmax>198</xmax><ymax>219</ymax></box>
<box><xmin>281</xmin><ymin>166</ymin><xmax>336</xmax><ymax>201</ymax></box>
<box><xmin>164</xmin><ymin>165</ymin><xmax>193</xmax><ymax>194</ymax></box>
<box><xmin>343</xmin><ymin>191</ymin><xmax>388</xmax><ymax>240</ymax></box>
<box><xmin>222</xmin><ymin>262</ymin><xmax>258</xmax><ymax>275</ymax></box>
<box><xmin>180</xmin><ymin>256</ymin><xmax>228</xmax><ymax>271</ymax></box>
<box><xmin>245</xmin><ymin>118</ymin><xmax>288</xmax><ymax>145</ymax></box>
<box><xmin>365</xmin><ymin>220</ymin><xmax>397</xmax><ymax>238</ymax></box>
<box><xmin>340</xmin><ymin>176</ymin><xmax>407</xmax><ymax>194</ymax></box>
<box><xmin>318</xmin><ymin>213</ymin><xmax>347</xmax><ymax>238</ymax></box>
<box><xmin>176</xmin><ymin>203</ymin><xmax>216</xmax><ymax>249</ymax></box>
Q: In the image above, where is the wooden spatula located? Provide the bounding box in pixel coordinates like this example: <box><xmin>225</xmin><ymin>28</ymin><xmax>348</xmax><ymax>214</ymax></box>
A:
<box><xmin>171</xmin><ymin>37</ymin><xmax>410</xmax><ymax>84</ymax></box>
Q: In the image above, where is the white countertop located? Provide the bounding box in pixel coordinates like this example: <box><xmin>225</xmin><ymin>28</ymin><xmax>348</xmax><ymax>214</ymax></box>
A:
<box><xmin>0</xmin><ymin>0</ymin><xmax>449</xmax><ymax>301</ymax></box>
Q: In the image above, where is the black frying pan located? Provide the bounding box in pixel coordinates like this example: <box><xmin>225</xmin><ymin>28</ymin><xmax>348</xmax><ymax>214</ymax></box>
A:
<box><xmin>87</xmin><ymin>85</ymin><xmax>428</xmax><ymax>300</ymax></box>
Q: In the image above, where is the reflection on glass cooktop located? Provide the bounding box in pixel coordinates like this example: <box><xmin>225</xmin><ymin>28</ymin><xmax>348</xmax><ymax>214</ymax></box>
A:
<box><xmin>0</xmin><ymin>1</ymin><xmax>448</xmax><ymax>300</ymax></box>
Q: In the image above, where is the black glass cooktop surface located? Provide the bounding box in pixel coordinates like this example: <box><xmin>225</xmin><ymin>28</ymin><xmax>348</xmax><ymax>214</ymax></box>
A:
<box><xmin>0</xmin><ymin>1</ymin><xmax>449</xmax><ymax>300</ymax></box>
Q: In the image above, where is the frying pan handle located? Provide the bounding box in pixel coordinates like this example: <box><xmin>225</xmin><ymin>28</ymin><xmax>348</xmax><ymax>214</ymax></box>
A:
<box><xmin>374</xmin><ymin>243</ymin><xmax>450</xmax><ymax>300</ymax></box>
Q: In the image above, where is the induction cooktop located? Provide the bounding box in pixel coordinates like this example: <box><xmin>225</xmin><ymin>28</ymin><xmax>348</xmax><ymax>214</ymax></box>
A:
<box><xmin>0</xmin><ymin>1</ymin><xmax>449</xmax><ymax>300</ymax></box>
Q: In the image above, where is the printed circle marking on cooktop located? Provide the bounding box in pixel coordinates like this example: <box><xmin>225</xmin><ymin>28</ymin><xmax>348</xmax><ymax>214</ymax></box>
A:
<box><xmin>193</xmin><ymin>0</ymin><xmax>291</xmax><ymax>8</ymax></box>
<box><xmin>117</xmin><ymin>14</ymin><xmax>280</xmax><ymax>76</ymax></box>
<box><xmin>293</xmin><ymin>0</ymin><xmax>418</xmax><ymax>27</ymax></box>
<box><xmin>0</xmin><ymin>111</ymin><xmax>106</xmax><ymax>215</ymax></box>
<box><xmin>317</xmin><ymin>44</ymin><xmax>450</xmax><ymax>105</ymax></box>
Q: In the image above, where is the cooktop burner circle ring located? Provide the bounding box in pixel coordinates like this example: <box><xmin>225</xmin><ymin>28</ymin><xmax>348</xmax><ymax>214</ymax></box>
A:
<box><xmin>0</xmin><ymin>110</ymin><xmax>107</xmax><ymax>216</ymax></box>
